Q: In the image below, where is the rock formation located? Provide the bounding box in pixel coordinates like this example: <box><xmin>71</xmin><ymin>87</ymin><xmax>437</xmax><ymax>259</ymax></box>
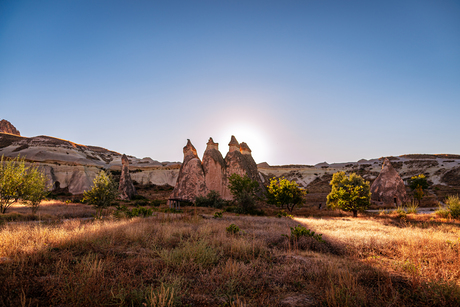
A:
<box><xmin>0</xmin><ymin>119</ymin><xmax>20</xmax><ymax>135</ymax></box>
<box><xmin>171</xmin><ymin>139</ymin><xmax>206</xmax><ymax>201</ymax></box>
<box><xmin>370</xmin><ymin>158</ymin><xmax>408</xmax><ymax>207</ymax></box>
<box><xmin>222</xmin><ymin>137</ymin><xmax>264</xmax><ymax>199</ymax></box>
<box><xmin>118</xmin><ymin>154</ymin><xmax>137</xmax><ymax>200</ymax></box>
<box><xmin>202</xmin><ymin>137</ymin><xmax>226</xmax><ymax>196</ymax></box>
<box><xmin>171</xmin><ymin>136</ymin><xmax>265</xmax><ymax>201</ymax></box>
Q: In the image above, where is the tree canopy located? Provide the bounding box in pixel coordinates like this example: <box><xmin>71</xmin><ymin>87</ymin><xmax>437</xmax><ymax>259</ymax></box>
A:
<box><xmin>409</xmin><ymin>174</ymin><xmax>429</xmax><ymax>206</ymax></box>
<box><xmin>326</xmin><ymin>171</ymin><xmax>370</xmax><ymax>217</ymax></box>
<box><xmin>83</xmin><ymin>170</ymin><xmax>118</xmax><ymax>218</ymax></box>
<box><xmin>266</xmin><ymin>177</ymin><xmax>307</xmax><ymax>212</ymax></box>
<box><xmin>0</xmin><ymin>155</ymin><xmax>48</xmax><ymax>214</ymax></box>
<box><xmin>227</xmin><ymin>173</ymin><xmax>260</xmax><ymax>213</ymax></box>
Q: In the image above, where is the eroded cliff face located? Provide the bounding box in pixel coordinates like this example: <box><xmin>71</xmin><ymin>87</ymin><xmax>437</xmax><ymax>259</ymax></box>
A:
<box><xmin>0</xmin><ymin>133</ymin><xmax>180</xmax><ymax>194</ymax></box>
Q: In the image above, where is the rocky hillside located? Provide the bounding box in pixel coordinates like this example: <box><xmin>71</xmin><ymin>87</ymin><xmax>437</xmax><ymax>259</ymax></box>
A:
<box><xmin>259</xmin><ymin>155</ymin><xmax>460</xmax><ymax>207</ymax></box>
<box><xmin>1</xmin><ymin>120</ymin><xmax>459</xmax><ymax>203</ymax></box>
<box><xmin>0</xmin><ymin>132</ymin><xmax>180</xmax><ymax>194</ymax></box>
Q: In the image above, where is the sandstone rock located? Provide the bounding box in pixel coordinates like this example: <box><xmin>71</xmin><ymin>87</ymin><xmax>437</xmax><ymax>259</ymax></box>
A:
<box><xmin>371</xmin><ymin>158</ymin><xmax>408</xmax><ymax>207</ymax></box>
<box><xmin>202</xmin><ymin>137</ymin><xmax>226</xmax><ymax>196</ymax></box>
<box><xmin>222</xmin><ymin>136</ymin><xmax>265</xmax><ymax>199</ymax></box>
<box><xmin>119</xmin><ymin>154</ymin><xmax>137</xmax><ymax>200</ymax></box>
<box><xmin>171</xmin><ymin>139</ymin><xmax>206</xmax><ymax>201</ymax></box>
<box><xmin>0</xmin><ymin>119</ymin><xmax>20</xmax><ymax>136</ymax></box>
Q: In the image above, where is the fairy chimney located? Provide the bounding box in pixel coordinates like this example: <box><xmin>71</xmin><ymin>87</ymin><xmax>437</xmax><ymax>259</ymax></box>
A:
<box><xmin>202</xmin><ymin>137</ymin><xmax>226</xmax><ymax>196</ymax></box>
<box><xmin>371</xmin><ymin>158</ymin><xmax>408</xmax><ymax>207</ymax></box>
<box><xmin>171</xmin><ymin>139</ymin><xmax>206</xmax><ymax>201</ymax></box>
<box><xmin>118</xmin><ymin>154</ymin><xmax>137</xmax><ymax>200</ymax></box>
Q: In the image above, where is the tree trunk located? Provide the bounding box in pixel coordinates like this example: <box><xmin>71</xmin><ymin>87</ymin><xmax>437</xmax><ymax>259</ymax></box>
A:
<box><xmin>352</xmin><ymin>210</ymin><xmax>358</xmax><ymax>217</ymax></box>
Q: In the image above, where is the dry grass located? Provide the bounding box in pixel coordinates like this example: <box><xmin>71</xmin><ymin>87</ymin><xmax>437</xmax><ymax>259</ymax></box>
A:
<box><xmin>1</xmin><ymin>211</ymin><xmax>460</xmax><ymax>306</ymax></box>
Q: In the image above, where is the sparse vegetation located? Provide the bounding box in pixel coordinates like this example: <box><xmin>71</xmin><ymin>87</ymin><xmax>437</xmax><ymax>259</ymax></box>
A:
<box><xmin>1</xmin><ymin>212</ymin><xmax>460</xmax><ymax>306</ymax></box>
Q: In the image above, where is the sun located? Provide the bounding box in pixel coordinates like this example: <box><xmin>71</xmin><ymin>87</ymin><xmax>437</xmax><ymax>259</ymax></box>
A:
<box><xmin>214</xmin><ymin>124</ymin><xmax>270</xmax><ymax>163</ymax></box>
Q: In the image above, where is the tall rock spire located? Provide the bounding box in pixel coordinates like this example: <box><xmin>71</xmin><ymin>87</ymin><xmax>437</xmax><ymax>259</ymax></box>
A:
<box><xmin>202</xmin><ymin>137</ymin><xmax>226</xmax><ymax>196</ymax></box>
<box><xmin>171</xmin><ymin>139</ymin><xmax>206</xmax><ymax>201</ymax></box>
<box><xmin>118</xmin><ymin>154</ymin><xmax>137</xmax><ymax>200</ymax></box>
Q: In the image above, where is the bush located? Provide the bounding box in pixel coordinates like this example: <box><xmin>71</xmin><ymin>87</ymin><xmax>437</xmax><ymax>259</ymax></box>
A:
<box><xmin>83</xmin><ymin>170</ymin><xmax>118</xmax><ymax>218</ymax></box>
<box><xmin>213</xmin><ymin>211</ymin><xmax>223</xmax><ymax>218</ymax></box>
<box><xmin>194</xmin><ymin>190</ymin><xmax>227</xmax><ymax>208</ymax></box>
<box><xmin>150</xmin><ymin>199</ymin><xmax>165</xmax><ymax>207</ymax></box>
<box><xmin>446</xmin><ymin>195</ymin><xmax>460</xmax><ymax>218</ymax></box>
<box><xmin>113</xmin><ymin>205</ymin><xmax>153</xmax><ymax>218</ymax></box>
<box><xmin>226</xmin><ymin>224</ymin><xmax>240</xmax><ymax>234</ymax></box>
<box><xmin>283</xmin><ymin>224</ymin><xmax>325</xmax><ymax>243</ymax></box>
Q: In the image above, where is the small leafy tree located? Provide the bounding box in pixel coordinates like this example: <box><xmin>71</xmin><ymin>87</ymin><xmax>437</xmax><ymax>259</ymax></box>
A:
<box><xmin>409</xmin><ymin>174</ymin><xmax>429</xmax><ymax>206</ymax></box>
<box><xmin>227</xmin><ymin>173</ymin><xmax>259</xmax><ymax>213</ymax></box>
<box><xmin>326</xmin><ymin>171</ymin><xmax>370</xmax><ymax>217</ymax></box>
<box><xmin>266</xmin><ymin>177</ymin><xmax>307</xmax><ymax>212</ymax></box>
<box><xmin>0</xmin><ymin>156</ymin><xmax>48</xmax><ymax>214</ymax></box>
<box><xmin>23</xmin><ymin>166</ymin><xmax>49</xmax><ymax>214</ymax></box>
<box><xmin>83</xmin><ymin>170</ymin><xmax>118</xmax><ymax>218</ymax></box>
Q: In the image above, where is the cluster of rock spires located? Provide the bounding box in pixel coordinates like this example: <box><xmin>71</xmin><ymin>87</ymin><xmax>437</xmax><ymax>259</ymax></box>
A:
<box><xmin>171</xmin><ymin>136</ymin><xmax>264</xmax><ymax>201</ymax></box>
<box><xmin>370</xmin><ymin>158</ymin><xmax>408</xmax><ymax>206</ymax></box>
<box><xmin>118</xmin><ymin>154</ymin><xmax>137</xmax><ymax>200</ymax></box>
<box><xmin>0</xmin><ymin>119</ymin><xmax>20</xmax><ymax>136</ymax></box>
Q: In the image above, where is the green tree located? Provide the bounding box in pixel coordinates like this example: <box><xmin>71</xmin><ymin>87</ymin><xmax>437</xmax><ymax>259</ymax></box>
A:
<box><xmin>266</xmin><ymin>177</ymin><xmax>307</xmax><ymax>212</ymax></box>
<box><xmin>409</xmin><ymin>174</ymin><xmax>429</xmax><ymax>206</ymax></box>
<box><xmin>83</xmin><ymin>170</ymin><xmax>118</xmax><ymax>218</ymax></box>
<box><xmin>227</xmin><ymin>173</ymin><xmax>259</xmax><ymax>213</ymax></box>
<box><xmin>23</xmin><ymin>166</ymin><xmax>49</xmax><ymax>214</ymax></box>
<box><xmin>326</xmin><ymin>171</ymin><xmax>371</xmax><ymax>217</ymax></box>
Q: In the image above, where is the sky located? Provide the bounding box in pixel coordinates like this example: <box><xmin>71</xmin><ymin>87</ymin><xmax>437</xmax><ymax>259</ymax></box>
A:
<box><xmin>1</xmin><ymin>0</ymin><xmax>459</xmax><ymax>165</ymax></box>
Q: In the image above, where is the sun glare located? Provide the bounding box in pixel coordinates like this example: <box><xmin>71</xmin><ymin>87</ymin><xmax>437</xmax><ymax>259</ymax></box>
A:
<box><xmin>215</xmin><ymin>124</ymin><xmax>270</xmax><ymax>163</ymax></box>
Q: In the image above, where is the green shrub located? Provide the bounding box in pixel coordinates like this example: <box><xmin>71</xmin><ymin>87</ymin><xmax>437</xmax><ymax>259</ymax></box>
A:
<box><xmin>446</xmin><ymin>195</ymin><xmax>460</xmax><ymax>218</ymax></box>
<box><xmin>226</xmin><ymin>224</ymin><xmax>240</xmax><ymax>234</ymax></box>
<box><xmin>283</xmin><ymin>225</ymin><xmax>324</xmax><ymax>243</ymax></box>
<box><xmin>406</xmin><ymin>203</ymin><xmax>419</xmax><ymax>214</ymax></box>
<box><xmin>150</xmin><ymin>199</ymin><xmax>165</xmax><ymax>207</ymax></box>
<box><xmin>194</xmin><ymin>190</ymin><xmax>227</xmax><ymax>208</ymax></box>
<box><xmin>213</xmin><ymin>211</ymin><xmax>223</xmax><ymax>218</ymax></box>
<box><xmin>395</xmin><ymin>206</ymin><xmax>407</xmax><ymax>218</ymax></box>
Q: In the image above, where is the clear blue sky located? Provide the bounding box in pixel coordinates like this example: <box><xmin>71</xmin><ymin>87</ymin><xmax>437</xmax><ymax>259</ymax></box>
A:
<box><xmin>1</xmin><ymin>0</ymin><xmax>459</xmax><ymax>165</ymax></box>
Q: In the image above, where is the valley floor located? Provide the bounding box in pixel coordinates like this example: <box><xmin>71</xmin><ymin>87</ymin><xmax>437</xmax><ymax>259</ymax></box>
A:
<box><xmin>1</xmin><ymin>206</ymin><xmax>460</xmax><ymax>306</ymax></box>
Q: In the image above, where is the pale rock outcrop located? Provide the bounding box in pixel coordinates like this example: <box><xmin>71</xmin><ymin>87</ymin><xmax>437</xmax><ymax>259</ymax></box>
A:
<box><xmin>119</xmin><ymin>154</ymin><xmax>137</xmax><ymax>200</ymax></box>
<box><xmin>202</xmin><ymin>137</ymin><xmax>226</xmax><ymax>196</ymax></box>
<box><xmin>171</xmin><ymin>140</ymin><xmax>206</xmax><ymax>201</ymax></box>
<box><xmin>371</xmin><ymin>158</ymin><xmax>408</xmax><ymax>207</ymax></box>
<box><xmin>0</xmin><ymin>119</ymin><xmax>20</xmax><ymax>135</ymax></box>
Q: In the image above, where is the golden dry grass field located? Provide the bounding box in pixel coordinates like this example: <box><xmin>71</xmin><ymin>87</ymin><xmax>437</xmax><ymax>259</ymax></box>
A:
<box><xmin>1</xmin><ymin>203</ymin><xmax>460</xmax><ymax>306</ymax></box>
